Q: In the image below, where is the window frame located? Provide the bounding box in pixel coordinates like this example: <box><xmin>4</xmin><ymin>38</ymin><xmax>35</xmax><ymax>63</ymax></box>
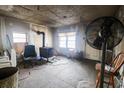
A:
<box><xmin>58</xmin><ymin>32</ymin><xmax>76</xmax><ymax>49</ymax></box>
<box><xmin>13</xmin><ymin>33</ymin><xmax>27</xmax><ymax>43</ymax></box>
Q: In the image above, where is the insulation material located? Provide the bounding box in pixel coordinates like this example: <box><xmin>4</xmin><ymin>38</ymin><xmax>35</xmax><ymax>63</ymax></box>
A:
<box><xmin>85</xmin><ymin>43</ymin><xmax>101</xmax><ymax>61</ymax></box>
<box><xmin>11</xmin><ymin>49</ymin><xmax>16</xmax><ymax>67</ymax></box>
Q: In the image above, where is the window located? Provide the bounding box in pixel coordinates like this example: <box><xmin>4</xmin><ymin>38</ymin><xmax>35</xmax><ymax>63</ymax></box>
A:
<box><xmin>59</xmin><ymin>33</ymin><xmax>66</xmax><ymax>48</ymax></box>
<box><xmin>67</xmin><ymin>32</ymin><xmax>76</xmax><ymax>49</ymax></box>
<box><xmin>13</xmin><ymin>33</ymin><xmax>26</xmax><ymax>43</ymax></box>
<box><xmin>58</xmin><ymin>32</ymin><xmax>76</xmax><ymax>49</ymax></box>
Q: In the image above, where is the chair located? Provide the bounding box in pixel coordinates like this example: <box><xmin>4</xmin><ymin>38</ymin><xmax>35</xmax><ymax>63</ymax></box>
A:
<box><xmin>23</xmin><ymin>45</ymin><xmax>41</xmax><ymax>67</ymax></box>
<box><xmin>95</xmin><ymin>52</ymin><xmax>124</xmax><ymax>88</ymax></box>
<box><xmin>39</xmin><ymin>47</ymin><xmax>53</xmax><ymax>62</ymax></box>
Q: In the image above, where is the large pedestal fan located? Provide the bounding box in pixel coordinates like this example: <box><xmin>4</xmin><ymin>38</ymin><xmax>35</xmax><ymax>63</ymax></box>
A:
<box><xmin>86</xmin><ymin>16</ymin><xmax>124</xmax><ymax>88</ymax></box>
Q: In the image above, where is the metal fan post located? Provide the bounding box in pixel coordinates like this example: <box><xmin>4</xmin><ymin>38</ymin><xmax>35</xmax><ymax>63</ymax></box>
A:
<box><xmin>86</xmin><ymin>16</ymin><xmax>124</xmax><ymax>88</ymax></box>
<box><xmin>100</xmin><ymin>38</ymin><xmax>107</xmax><ymax>88</ymax></box>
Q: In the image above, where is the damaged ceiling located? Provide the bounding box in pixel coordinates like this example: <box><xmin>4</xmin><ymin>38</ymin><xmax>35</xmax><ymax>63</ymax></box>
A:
<box><xmin>0</xmin><ymin>5</ymin><xmax>120</xmax><ymax>27</ymax></box>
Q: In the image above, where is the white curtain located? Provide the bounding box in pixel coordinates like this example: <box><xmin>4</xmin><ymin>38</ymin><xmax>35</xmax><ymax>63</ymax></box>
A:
<box><xmin>0</xmin><ymin>16</ymin><xmax>7</xmax><ymax>50</ymax></box>
<box><xmin>11</xmin><ymin>49</ymin><xmax>16</xmax><ymax>67</ymax></box>
<box><xmin>28</xmin><ymin>24</ymin><xmax>35</xmax><ymax>45</ymax></box>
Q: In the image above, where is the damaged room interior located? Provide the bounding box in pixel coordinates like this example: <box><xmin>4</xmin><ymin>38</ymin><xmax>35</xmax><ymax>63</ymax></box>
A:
<box><xmin>0</xmin><ymin>5</ymin><xmax>124</xmax><ymax>88</ymax></box>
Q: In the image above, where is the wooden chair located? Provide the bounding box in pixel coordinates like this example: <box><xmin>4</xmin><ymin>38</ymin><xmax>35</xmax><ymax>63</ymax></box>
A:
<box><xmin>95</xmin><ymin>52</ymin><xmax>124</xmax><ymax>88</ymax></box>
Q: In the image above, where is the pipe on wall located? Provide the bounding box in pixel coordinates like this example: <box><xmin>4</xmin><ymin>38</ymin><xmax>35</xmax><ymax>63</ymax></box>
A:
<box><xmin>37</xmin><ymin>31</ymin><xmax>45</xmax><ymax>47</ymax></box>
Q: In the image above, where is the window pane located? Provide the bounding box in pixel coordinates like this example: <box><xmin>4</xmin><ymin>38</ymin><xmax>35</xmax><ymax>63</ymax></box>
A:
<box><xmin>59</xmin><ymin>36</ymin><xmax>66</xmax><ymax>41</ymax></box>
<box><xmin>13</xmin><ymin>38</ymin><xmax>26</xmax><ymax>43</ymax></box>
<box><xmin>59</xmin><ymin>44</ymin><xmax>66</xmax><ymax>48</ymax></box>
<box><xmin>67</xmin><ymin>41</ymin><xmax>75</xmax><ymax>48</ymax></box>
<box><xmin>68</xmin><ymin>36</ymin><xmax>75</xmax><ymax>41</ymax></box>
<box><xmin>13</xmin><ymin>33</ymin><xmax>26</xmax><ymax>38</ymax></box>
<box><xmin>59</xmin><ymin>42</ymin><xmax>66</xmax><ymax>48</ymax></box>
<box><xmin>59</xmin><ymin>33</ymin><xmax>66</xmax><ymax>48</ymax></box>
<box><xmin>58</xmin><ymin>32</ymin><xmax>76</xmax><ymax>49</ymax></box>
<box><xmin>59</xmin><ymin>40</ymin><xmax>66</xmax><ymax>48</ymax></box>
<box><xmin>66</xmin><ymin>32</ymin><xmax>76</xmax><ymax>36</ymax></box>
<box><xmin>58</xmin><ymin>33</ymin><xmax>66</xmax><ymax>36</ymax></box>
<box><xmin>13</xmin><ymin>33</ymin><xmax>26</xmax><ymax>43</ymax></box>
